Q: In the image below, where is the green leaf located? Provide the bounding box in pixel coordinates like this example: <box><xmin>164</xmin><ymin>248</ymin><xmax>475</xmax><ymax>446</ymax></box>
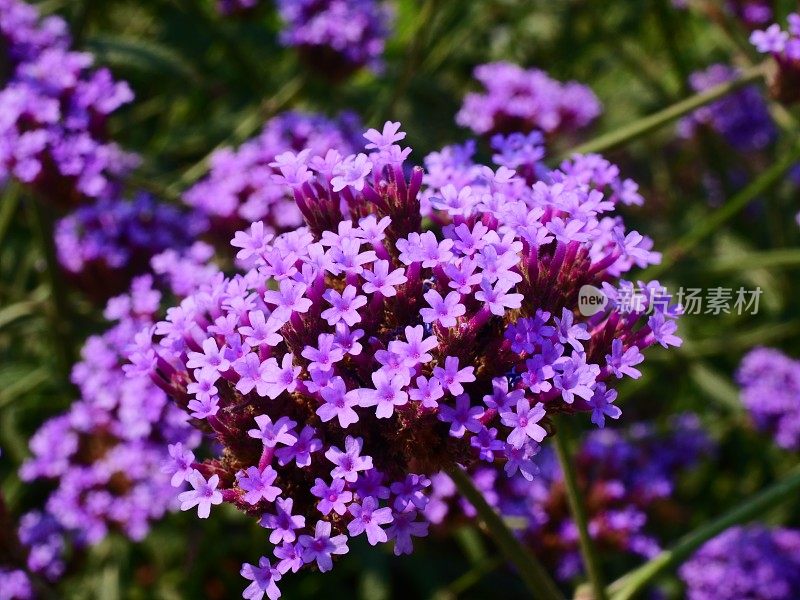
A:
<box><xmin>609</xmin><ymin>465</ymin><xmax>800</xmax><ymax>600</ymax></box>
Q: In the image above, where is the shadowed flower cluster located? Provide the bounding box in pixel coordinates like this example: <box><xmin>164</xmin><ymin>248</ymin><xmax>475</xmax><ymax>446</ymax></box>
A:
<box><xmin>680</xmin><ymin>525</ymin><xmax>800</xmax><ymax>600</ymax></box>
<box><xmin>678</xmin><ymin>64</ymin><xmax>776</xmax><ymax>153</ymax></box>
<box><xmin>426</xmin><ymin>415</ymin><xmax>710</xmax><ymax>580</ymax></box>
<box><xmin>138</xmin><ymin>120</ymin><xmax>679</xmax><ymax>598</ymax></box>
<box><xmin>55</xmin><ymin>194</ymin><xmax>206</xmax><ymax>299</ymax></box>
<box><xmin>17</xmin><ymin>252</ymin><xmax>219</xmax><ymax>577</ymax></box>
<box><xmin>0</xmin><ymin>0</ymin><xmax>137</xmax><ymax>206</ymax></box>
<box><xmin>184</xmin><ymin>111</ymin><xmax>362</xmax><ymax>245</ymax></box>
<box><xmin>456</xmin><ymin>62</ymin><xmax>601</xmax><ymax>137</ymax></box>
<box><xmin>276</xmin><ymin>0</ymin><xmax>392</xmax><ymax>78</ymax></box>
<box><xmin>737</xmin><ymin>347</ymin><xmax>800</xmax><ymax>451</ymax></box>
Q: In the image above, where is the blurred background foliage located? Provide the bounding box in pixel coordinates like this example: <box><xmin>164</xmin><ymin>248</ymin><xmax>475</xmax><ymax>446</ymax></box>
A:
<box><xmin>2</xmin><ymin>0</ymin><xmax>800</xmax><ymax>598</ymax></box>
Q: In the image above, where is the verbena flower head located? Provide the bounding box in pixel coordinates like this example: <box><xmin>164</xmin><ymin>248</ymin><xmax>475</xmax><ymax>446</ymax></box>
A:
<box><xmin>276</xmin><ymin>0</ymin><xmax>392</xmax><ymax>77</ymax></box>
<box><xmin>751</xmin><ymin>13</ymin><xmax>800</xmax><ymax>104</ymax></box>
<box><xmin>726</xmin><ymin>0</ymin><xmax>773</xmax><ymax>29</ymax></box>
<box><xmin>678</xmin><ymin>64</ymin><xmax>776</xmax><ymax>152</ymax></box>
<box><xmin>456</xmin><ymin>62</ymin><xmax>602</xmax><ymax>137</ymax></box>
<box><xmin>19</xmin><ymin>261</ymin><xmax>215</xmax><ymax>561</ymax></box>
<box><xmin>0</xmin><ymin>0</ymin><xmax>137</xmax><ymax>206</ymax></box>
<box><xmin>736</xmin><ymin>347</ymin><xmax>800</xmax><ymax>450</ymax></box>
<box><xmin>55</xmin><ymin>194</ymin><xmax>206</xmax><ymax>300</ymax></box>
<box><xmin>426</xmin><ymin>415</ymin><xmax>710</xmax><ymax>581</ymax></box>
<box><xmin>680</xmin><ymin>525</ymin><xmax>800</xmax><ymax>600</ymax></box>
<box><xmin>0</xmin><ymin>568</ymin><xmax>33</xmax><ymax>600</ymax></box>
<box><xmin>138</xmin><ymin>120</ymin><xmax>679</xmax><ymax>596</ymax></box>
<box><xmin>184</xmin><ymin>111</ymin><xmax>362</xmax><ymax>243</ymax></box>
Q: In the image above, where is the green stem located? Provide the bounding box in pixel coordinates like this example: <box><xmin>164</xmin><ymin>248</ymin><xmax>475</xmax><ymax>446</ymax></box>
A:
<box><xmin>29</xmin><ymin>198</ymin><xmax>75</xmax><ymax>379</ymax></box>
<box><xmin>556</xmin><ymin>62</ymin><xmax>768</xmax><ymax>161</ymax></box>
<box><xmin>609</xmin><ymin>465</ymin><xmax>800</xmax><ymax>600</ymax></box>
<box><xmin>446</xmin><ymin>465</ymin><xmax>565</xmax><ymax>600</ymax></box>
<box><xmin>642</xmin><ymin>140</ymin><xmax>800</xmax><ymax>279</ymax></box>
<box><xmin>553</xmin><ymin>423</ymin><xmax>607</xmax><ymax>600</ymax></box>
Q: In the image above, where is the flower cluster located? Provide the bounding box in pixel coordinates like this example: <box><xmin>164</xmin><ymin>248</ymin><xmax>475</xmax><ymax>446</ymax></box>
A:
<box><xmin>55</xmin><ymin>194</ymin><xmax>206</xmax><ymax>299</ymax></box>
<box><xmin>456</xmin><ymin>62</ymin><xmax>602</xmax><ymax>137</ymax></box>
<box><xmin>736</xmin><ymin>347</ymin><xmax>800</xmax><ymax>451</ymax></box>
<box><xmin>726</xmin><ymin>0</ymin><xmax>773</xmax><ymax>29</ymax></box>
<box><xmin>680</xmin><ymin>525</ymin><xmax>800</xmax><ymax>600</ymax></box>
<box><xmin>0</xmin><ymin>568</ymin><xmax>32</xmax><ymax>600</ymax></box>
<box><xmin>184</xmin><ymin>111</ymin><xmax>362</xmax><ymax>244</ymax></box>
<box><xmin>751</xmin><ymin>13</ymin><xmax>800</xmax><ymax>104</ymax></box>
<box><xmin>142</xmin><ymin>120</ymin><xmax>679</xmax><ymax>598</ymax></box>
<box><xmin>678</xmin><ymin>64</ymin><xmax>776</xmax><ymax>152</ymax></box>
<box><xmin>426</xmin><ymin>415</ymin><xmax>710</xmax><ymax>580</ymax></box>
<box><xmin>0</xmin><ymin>0</ymin><xmax>137</xmax><ymax>206</ymax></box>
<box><xmin>276</xmin><ymin>0</ymin><xmax>392</xmax><ymax>77</ymax></box>
<box><xmin>421</xmin><ymin>134</ymin><xmax>644</xmax><ymax>218</ymax></box>
<box><xmin>19</xmin><ymin>263</ymin><xmax>215</xmax><ymax>567</ymax></box>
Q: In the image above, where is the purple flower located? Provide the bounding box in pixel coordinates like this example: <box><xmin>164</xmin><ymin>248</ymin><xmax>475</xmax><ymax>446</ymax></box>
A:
<box><xmin>298</xmin><ymin>521</ymin><xmax>349</xmax><ymax>573</ymax></box>
<box><xmin>178</xmin><ymin>471</ymin><xmax>223</xmax><ymax>518</ymax></box>
<box><xmin>186</xmin><ymin>338</ymin><xmax>231</xmax><ymax>376</ymax></box>
<box><xmin>475</xmin><ymin>278</ymin><xmax>524</xmax><ymax>316</ymax></box>
<box><xmin>325</xmin><ymin>436</ymin><xmax>373</xmax><ymax>482</ymax></box>
<box><xmin>432</xmin><ymin>356</ymin><xmax>476</xmax><ymax>396</ymax></box>
<box><xmin>261</xmin><ymin>498</ymin><xmax>306</xmax><ymax>544</ymax></box>
<box><xmin>311</xmin><ymin>478</ymin><xmax>353</xmax><ymax>516</ymax></box>
<box><xmin>390</xmin><ymin>474</ymin><xmax>431</xmax><ymax>511</ymax></box>
<box><xmin>408</xmin><ymin>375</ymin><xmax>444</xmax><ymax>408</ymax></box>
<box><xmin>241</xmin><ymin>557</ymin><xmax>282</xmax><ymax>600</ymax></box>
<box><xmin>162</xmin><ymin>442</ymin><xmax>195</xmax><ymax>487</ymax></box>
<box><xmin>275</xmin><ymin>426</ymin><xmax>322</xmax><ymax>467</ymax></box>
<box><xmin>421</xmin><ymin>290</ymin><xmax>466</xmax><ymax>327</ymax></box>
<box><xmin>347</xmin><ymin>497</ymin><xmax>393</xmax><ymax>545</ymax></box>
<box><xmin>322</xmin><ymin>285</ymin><xmax>367</xmax><ymax>326</ymax></box>
<box><xmin>331</xmin><ymin>153</ymin><xmax>372</xmax><ymax>192</ymax></box>
<box><xmin>554</xmin><ymin>308</ymin><xmax>591</xmax><ymax>352</ymax></box>
<box><xmin>386</xmin><ymin>510</ymin><xmax>428</xmax><ymax>556</ymax></box>
<box><xmin>500</xmin><ymin>399</ymin><xmax>547</xmax><ymax>447</ymax></box>
<box><xmin>388</xmin><ymin>325</ymin><xmax>438</xmax><ymax>368</ymax></box>
<box><xmin>317</xmin><ymin>376</ymin><xmax>361</xmax><ymax>428</ymax></box>
<box><xmin>273</xmin><ymin>542</ymin><xmax>304</xmax><ymax>575</ymax></box>
<box><xmin>238</xmin><ymin>466</ymin><xmax>282</xmax><ymax>505</ymax></box>
<box><xmin>438</xmin><ymin>395</ymin><xmax>484</xmax><ymax>438</ymax></box>
<box><xmin>483</xmin><ymin>377</ymin><xmax>525</xmax><ymax>412</ymax></box>
<box><xmin>606</xmin><ymin>339</ymin><xmax>644</xmax><ymax>379</ymax></box>
<box><xmin>588</xmin><ymin>384</ymin><xmax>621</xmax><ymax>428</ymax></box>
<box><xmin>248</xmin><ymin>415</ymin><xmax>298</xmax><ymax>448</ymax></box>
<box><xmin>362</xmin><ymin>260</ymin><xmax>407</xmax><ymax>297</ymax></box>
<box><xmin>359</xmin><ymin>370</ymin><xmax>409</xmax><ymax>418</ymax></box>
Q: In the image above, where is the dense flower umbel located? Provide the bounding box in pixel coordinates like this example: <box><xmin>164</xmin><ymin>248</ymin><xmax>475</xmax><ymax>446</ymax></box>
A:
<box><xmin>678</xmin><ymin>64</ymin><xmax>776</xmax><ymax>152</ymax></box>
<box><xmin>751</xmin><ymin>12</ymin><xmax>800</xmax><ymax>104</ymax></box>
<box><xmin>55</xmin><ymin>194</ymin><xmax>206</xmax><ymax>300</ymax></box>
<box><xmin>184</xmin><ymin>111</ymin><xmax>362</xmax><ymax>244</ymax></box>
<box><xmin>426</xmin><ymin>415</ymin><xmax>710</xmax><ymax>581</ymax></box>
<box><xmin>20</xmin><ymin>267</ymin><xmax>213</xmax><ymax>559</ymax></box>
<box><xmin>736</xmin><ymin>347</ymin><xmax>800</xmax><ymax>451</ymax></box>
<box><xmin>680</xmin><ymin>525</ymin><xmax>800</xmax><ymax>600</ymax></box>
<box><xmin>456</xmin><ymin>62</ymin><xmax>602</xmax><ymax>137</ymax></box>
<box><xmin>142</xmin><ymin>121</ymin><xmax>679</xmax><ymax>597</ymax></box>
<box><xmin>0</xmin><ymin>0</ymin><xmax>137</xmax><ymax>206</ymax></box>
<box><xmin>276</xmin><ymin>0</ymin><xmax>391</xmax><ymax>77</ymax></box>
